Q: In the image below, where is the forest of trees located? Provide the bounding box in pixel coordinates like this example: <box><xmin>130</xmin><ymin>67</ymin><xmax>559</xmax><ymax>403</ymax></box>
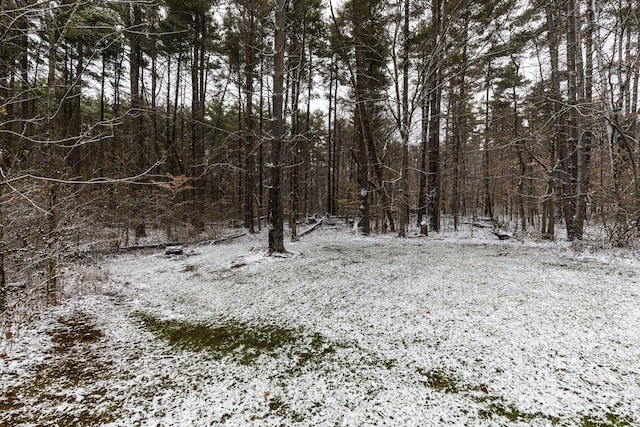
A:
<box><xmin>2</xmin><ymin>0</ymin><xmax>640</xmax><ymax>311</ymax></box>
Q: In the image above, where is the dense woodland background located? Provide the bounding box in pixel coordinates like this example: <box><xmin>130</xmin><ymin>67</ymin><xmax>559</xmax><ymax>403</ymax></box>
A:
<box><xmin>1</xmin><ymin>0</ymin><xmax>640</xmax><ymax>313</ymax></box>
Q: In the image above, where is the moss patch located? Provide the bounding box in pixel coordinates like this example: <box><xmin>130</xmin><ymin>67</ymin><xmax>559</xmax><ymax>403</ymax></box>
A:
<box><xmin>134</xmin><ymin>312</ymin><xmax>333</xmax><ymax>365</ymax></box>
<box><xmin>581</xmin><ymin>413</ymin><xmax>635</xmax><ymax>427</ymax></box>
<box><xmin>478</xmin><ymin>401</ymin><xmax>559</xmax><ymax>424</ymax></box>
<box><xmin>415</xmin><ymin>367</ymin><xmax>563</xmax><ymax>424</ymax></box>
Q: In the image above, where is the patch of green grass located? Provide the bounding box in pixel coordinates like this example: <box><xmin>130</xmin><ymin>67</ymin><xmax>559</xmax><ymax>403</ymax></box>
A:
<box><xmin>478</xmin><ymin>401</ymin><xmax>558</xmax><ymax>424</ymax></box>
<box><xmin>134</xmin><ymin>312</ymin><xmax>333</xmax><ymax>365</ymax></box>
<box><xmin>415</xmin><ymin>367</ymin><xmax>562</xmax><ymax>424</ymax></box>
<box><xmin>258</xmin><ymin>394</ymin><xmax>305</xmax><ymax>423</ymax></box>
<box><xmin>581</xmin><ymin>413</ymin><xmax>636</xmax><ymax>427</ymax></box>
<box><xmin>415</xmin><ymin>366</ymin><xmax>636</xmax><ymax>426</ymax></box>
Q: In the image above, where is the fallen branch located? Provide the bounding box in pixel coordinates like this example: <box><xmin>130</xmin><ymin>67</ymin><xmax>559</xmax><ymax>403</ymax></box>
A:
<box><xmin>117</xmin><ymin>243</ymin><xmax>182</xmax><ymax>252</ymax></box>
<box><xmin>473</xmin><ymin>221</ymin><xmax>492</xmax><ymax>229</ymax></box>
<box><xmin>298</xmin><ymin>217</ymin><xmax>325</xmax><ymax>238</ymax></box>
<box><xmin>207</xmin><ymin>232</ymin><xmax>247</xmax><ymax>245</ymax></box>
<box><xmin>491</xmin><ymin>231</ymin><xmax>511</xmax><ymax>240</ymax></box>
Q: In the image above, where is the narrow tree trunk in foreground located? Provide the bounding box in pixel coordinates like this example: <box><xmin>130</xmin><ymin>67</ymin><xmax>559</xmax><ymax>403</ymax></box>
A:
<box><xmin>269</xmin><ymin>0</ymin><xmax>287</xmax><ymax>254</ymax></box>
<box><xmin>398</xmin><ymin>0</ymin><xmax>410</xmax><ymax>238</ymax></box>
<box><xmin>0</xmin><ymin>183</ymin><xmax>5</xmax><ymax>313</ymax></box>
<box><xmin>427</xmin><ymin>0</ymin><xmax>442</xmax><ymax>232</ymax></box>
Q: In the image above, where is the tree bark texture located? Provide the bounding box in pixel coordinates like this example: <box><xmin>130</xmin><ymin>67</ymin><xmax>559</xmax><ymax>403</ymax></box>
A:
<box><xmin>427</xmin><ymin>0</ymin><xmax>443</xmax><ymax>232</ymax></box>
<box><xmin>269</xmin><ymin>0</ymin><xmax>287</xmax><ymax>254</ymax></box>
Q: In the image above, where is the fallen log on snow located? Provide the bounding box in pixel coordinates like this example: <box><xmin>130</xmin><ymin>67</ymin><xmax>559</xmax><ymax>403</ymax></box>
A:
<box><xmin>297</xmin><ymin>217</ymin><xmax>325</xmax><ymax>238</ymax></box>
<box><xmin>117</xmin><ymin>242</ymin><xmax>182</xmax><ymax>252</ymax></box>
<box><xmin>472</xmin><ymin>221</ymin><xmax>492</xmax><ymax>229</ymax></box>
<box><xmin>164</xmin><ymin>246</ymin><xmax>184</xmax><ymax>255</ymax></box>
<box><xmin>491</xmin><ymin>231</ymin><xmax>511</xmax><ymax>240</ymax></box>
<box><xmin>207</xmin><ymin>232</ymin><xmax>247</xmax><ymax>245</ymax></box>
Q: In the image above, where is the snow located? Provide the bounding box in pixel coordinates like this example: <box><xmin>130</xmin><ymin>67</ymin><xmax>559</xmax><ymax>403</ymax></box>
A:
<box><xmin>2</xmin><ymin>226</ymin><xmax>640</xmax><ymax>426</ymax></box>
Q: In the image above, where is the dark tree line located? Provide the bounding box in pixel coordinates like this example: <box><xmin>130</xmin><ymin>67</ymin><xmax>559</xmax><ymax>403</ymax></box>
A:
<box><xmin>3</xmin><ymin>0</ymin><xmax>640</xmax><ymax>313</ymax></box>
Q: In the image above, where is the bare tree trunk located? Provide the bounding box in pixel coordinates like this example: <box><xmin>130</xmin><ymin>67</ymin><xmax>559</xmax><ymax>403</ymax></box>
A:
<box><xmin>289</xmin><ymin>16</ymin><xmax>304</xmax><ymax>241</ymax></box>
<box><xmin>352</xmin><ymin>0</ymin><xmax>371</xmax><ymax>235</ymax></box>
<box><xmin>452</xmin><ymin>118</ymin><xmax>462</xmax><ymax>231</ymax></box>
<box><xmin>128</xmin><ymin>3</ymin><xmax>146</xmax><ymax>238</ymax></box>
<box><xmin>327</xmin><ymin>56</ymin><xmax>335</xmax><ymax>215</ymax></box>
<box><xmin>190</xmin><ymin>11</ymin><xmax>207</xmax><ymax>210</ymax></box>
<box><xmin>583</xmin><ymin>0</ymin><xmax>595</xmax><ymax>224</ymax></box>
<box><xmin>334</xmin><ymin>116</ymin><xmax>341</xmax><ymax>217</ymax></box>
<box><xmin>97</xmin><ymin>57</ymin><xmax>107</xmax><ymax>176</ymax></box>
<box><xmin>19</xmin><ymin>15</ymin><xmax>30</xmax><ymax>138</ymax></box>
<box><xmin>304</xmin><ymin>53</ymin><xmax>313</xmax><ymax>216</ymax></box>
<box><xmin>427</xmin><ymin>0</ymin><xmax>442</xmax><ymax>232</ymax></box>
<box><xmin>258</xmin><ymin>53</ymin><xmax>265</xmax><ymax>229</ymax></box>
<box><xmin>46</xmin><ymin>185</ymin><xmax>58</xmax><ymax>304</ymax></box>
<box><xmin>0</xmin><ymin>183</ymin><xmax>5</xmax><ymax>313</ymax></box>
<box><xmin>129</xmin><ymin>2</ymin><xmax>144</xmax><ymax>174</ymax></box>
<box><xmin>44</xmin><ymin>5</ymin><xmax>59</xmax><ymax>304</ymax></box>
<box><xmin>545</xmin><ymin>0</ymin><xmax>562</xmax><ymax>240</ymax></box>
<box><xmin>482</xmin><ymin>63</ymin><xmax>494</xmax><ymax>220</ymax></box>
<box><xmin>171</xmin><ymin>54</ymin><xmax>185</xmax><ymax>175</ymax></box>
<box><xmin>398</xmin><ymin>0</ymin><xmax>410</xmax><ymax>237</ymax></box>
<box><xmin>417</xmin><ymin>74</ymin><xmax>428</xmax><ymax>234</ymax></box>
<box><xmin>511</xmin><ymin>60</ymin><xmax>527</xmax><ymax>232</ymax></box>
<box><xmin>244</xmin><ymin>9</ymin><xmax>257</xmax><ymax>233</ymax></box>
<box><xmin>355</xmin><ymin>109</ymin><xmax>370</xmax><ymax>234</ymax></box>
<box><xmin>564</xmin><ymin>0</ymin><xmax>587</xmax><ymax>240</ymax></box>
<box><xmin>67</xmin><ymin>42</ymin><xmax>83</xmax><ymax>178</ymax></box>
<box><xmin>269</xmin><ymin>0</ymin><xmax>287</xmax><ymax>254</ymax></box>
<box><xmin>150</xmin><ymin>11</ymin><xmax>161</xmax><ymax>176</ymax></box>
<box><xmin>451</xmin><ymin>17</ymin><xmax>469</xmax><ymax>232</ymax></box>
<box><xmin>573</xmin><ymin>0</ymin><xmax>587</xmax><ymax>239</ymax></box>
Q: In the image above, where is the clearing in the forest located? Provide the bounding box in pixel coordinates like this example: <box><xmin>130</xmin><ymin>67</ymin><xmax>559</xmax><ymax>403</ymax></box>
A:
<box><xmin>2</xmin><ymin>227</ymin><xmax>639</xmax><ymax>426</ymax></box>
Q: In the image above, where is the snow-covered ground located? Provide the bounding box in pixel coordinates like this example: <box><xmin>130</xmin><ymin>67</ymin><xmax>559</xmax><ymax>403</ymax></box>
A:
<box><xmin>2</xmin><ymin>226</ymin><xmax>640</xmax><ymax>426</ymax></box>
